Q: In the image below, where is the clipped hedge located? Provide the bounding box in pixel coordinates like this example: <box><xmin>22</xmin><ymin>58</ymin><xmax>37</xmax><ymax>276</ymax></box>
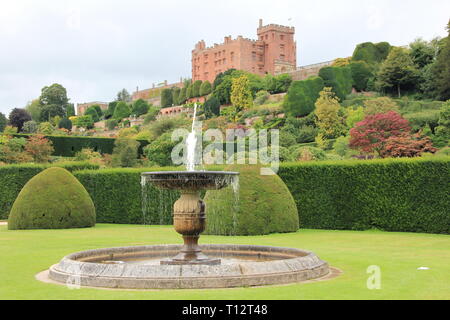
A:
<box><xmin>5</xmin><ymin>134</ymin><xmax>149</xmax><ymax>157</ymax></box>
<box><xmin>0</xmin><ymin>162</ymin><xmax>100</xmax><ymax>219</ymax></box>
<box><xmin>278</xmin><ymin>158</ymin><xmax>450</xmax><ymax>234</ymax></box>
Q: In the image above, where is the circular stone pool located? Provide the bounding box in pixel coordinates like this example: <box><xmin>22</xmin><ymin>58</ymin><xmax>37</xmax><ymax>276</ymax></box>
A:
<box><xmin>48</xmin><ymin>244</ymin><xmax>331</xmax><ymax>289</ymax></box>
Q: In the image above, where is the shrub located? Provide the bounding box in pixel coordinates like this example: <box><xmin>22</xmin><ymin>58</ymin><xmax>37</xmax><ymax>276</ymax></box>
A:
<box><xmin>106</xmin><ymin>119</ymin><xmax>118</xmax><ymax>131</ymax></box>
<box><xmin>161</xmin><ymin>88</ymin><xmax>173</xmax><ymax>108</ymax></box>
<box><xmin>204</xmin><ymin>165</ymin><xmax>299</xmax><ymax>236</ymax></box>
<box><xmin>291</xmin><ymin>146</ymin><xmax>327</xmax><ymax>161</ymax></box>
<box><xmin>131</xmin><ymin>99</ymin><xmax>149</xmax><ymax>116</ymax></box>
<box><xmin>111</xmin><ymin>139</ymin><xmax>140</xmax><ymax>168</ymax></box>
<box><xmin>279</xmin><ymin>158</ymin><xmax>449</xmax><ymax>234</ymax></box>
<box><xmin>254</xmin><ymin>90</ymin><xmax>270</xmax><ymax>106</ymax></box>
<box><xmin>72</xmin><ymin>116</ymin><xmax>94</xmax><ymax>129</ymax></box>
<box><xmin>203</xmin><ymin>97</ymin><xmax>221</xmax><ymax>119</ymax></box>
<box><xmin>24</xmin><ymin>135</ymin><xmax>54</xmax><ymax>163</ymax></box>
<box><xmin>58</xmin><ymin>118</ymin><xmax>72</xmax><ymax>131</ymax></box>
<box><xmin>297</xmin><ymin>126</ymin><xmax>319</xmax><ymax>143</ymax></box>
<box><xmin>8</xmin><ymin>167</ymin><xmax>95</xmax><ymax>230</ymax></box>
<box><xmin>200</xmin><ymin>81</ymin><xmax>212</xmax><ymax>96</ymax></box>
<box><xmin>283</xmin><ymin>77</ymin><xmax>324</xmax><ymax>117</ymax></box>
<box><xmin>22</xmin><ymin>121</ymin><xmax>38</xmax><ymax>134</ymax></box>
<box><xmin>364</xmin><ymin>97</ymin><xmax>400</xmax><ymax>115</ymax></box>
<box><xmin>8</xmin><ymin>108</ymin><xmax>32</xmax><ymax>132</ymax></box>
<box><xmin>84</xmin><ymin>106</ymin><xmax>101</xmax><ymax>122</ymax></box>
<box><xmin>379</xmin><ymin>134</ymin><xmax>437</xmax><ymax>158</ymax></box>
<box><xmin>0</xmin><ymin>112</ymin><xmax>7</xmax><ymax>132</ymax></box>
<box><xmin>0</xmin><ymin>162</ymin><xmax>100</xmax><ymax>219</ymax></box>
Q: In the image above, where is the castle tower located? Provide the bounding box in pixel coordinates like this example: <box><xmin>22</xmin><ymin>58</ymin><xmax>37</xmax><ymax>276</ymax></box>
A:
<box><xmin>257</xmin><ymin>21</ymin><xmax>297</xmax><ymax>75</ymax></box>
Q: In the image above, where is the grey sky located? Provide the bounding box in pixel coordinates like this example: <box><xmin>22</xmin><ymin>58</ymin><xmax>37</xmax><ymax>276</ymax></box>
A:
<box><xmin>0</xmin><ymin>0</ymin><xmax>449</xmax><ymax>115</ymax></box>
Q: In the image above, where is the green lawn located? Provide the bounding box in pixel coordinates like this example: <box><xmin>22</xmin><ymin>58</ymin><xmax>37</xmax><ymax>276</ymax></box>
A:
<box><xmin>0</xmin><ymin>224</ymin><xmax>449</xmax><ymax>300</ymax></box>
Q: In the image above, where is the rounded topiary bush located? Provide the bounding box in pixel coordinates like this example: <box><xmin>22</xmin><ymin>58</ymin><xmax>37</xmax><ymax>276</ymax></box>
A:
<box><xmin>204</xmin><ymin>165</ymin><xmax>299</xmax><ymax>236</ymax></box>
<box><xmin>8</xmin><ymin>167</ymin><xmax>96</xmax><ymax>230</ymax></box>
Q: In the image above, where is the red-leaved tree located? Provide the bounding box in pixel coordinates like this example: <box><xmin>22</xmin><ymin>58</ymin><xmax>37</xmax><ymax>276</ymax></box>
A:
<box><xmin>349</xmin><ymin>111</ymin><xmax>411</xmax><ymax>156</ymax></box>
<box><xmin>379</xmin><ymin>134</ymin><xmax>437</xmax><ymax>158</ymax></box>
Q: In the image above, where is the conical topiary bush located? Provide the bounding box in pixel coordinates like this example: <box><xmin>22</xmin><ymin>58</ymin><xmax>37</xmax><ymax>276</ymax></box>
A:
<box><xmin>8</xmin><ymin>167</ymin><xmax>96</xmax><ymax>230</ymax></box>
<box><xmin>204</xmin><ymin>165</ymin><xmax>299</xmax><ymax>236</ymax></box>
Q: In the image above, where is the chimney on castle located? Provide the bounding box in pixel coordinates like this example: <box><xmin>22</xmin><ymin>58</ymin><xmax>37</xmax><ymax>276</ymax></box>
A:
<box><xmin>259</xmin><ymin>19</ymin><xmax>263</xmax><ymax>28</ymax></box>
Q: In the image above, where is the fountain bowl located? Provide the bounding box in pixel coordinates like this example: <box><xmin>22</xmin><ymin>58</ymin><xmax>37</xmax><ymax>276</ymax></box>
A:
<box><xmin>142</xmin><ymin>171</ymin><xmax>239</xmax><ymax>191</ymax></box>
<box><xmin>47</xmin><ymin>244</ymin><xmax>332</xmax><ymax>289</ymax></box>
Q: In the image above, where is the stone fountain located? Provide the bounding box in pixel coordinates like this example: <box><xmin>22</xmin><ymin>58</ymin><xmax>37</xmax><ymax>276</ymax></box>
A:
<box><xmin>142</xmin><ymin>170</ymin><xmax>239</xmax><ymax>266</ymax></box>
<box><xmin>44</xmin><ymin>104</ymin><xmax>333</xmax><ymax>289</ymax></box>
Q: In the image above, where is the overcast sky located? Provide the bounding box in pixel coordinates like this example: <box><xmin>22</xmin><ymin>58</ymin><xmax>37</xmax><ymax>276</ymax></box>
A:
<box><xmin>0</xmin><ymin>0</ymin><xmax>449</xmax><ymax>115</ymax></box>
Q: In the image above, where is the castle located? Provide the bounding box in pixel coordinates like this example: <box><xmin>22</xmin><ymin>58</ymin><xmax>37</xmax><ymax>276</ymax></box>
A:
<box><xmin>192</xmin><ymin>19</ymin><xmax>297</xmax><ymax>83</ymax></box>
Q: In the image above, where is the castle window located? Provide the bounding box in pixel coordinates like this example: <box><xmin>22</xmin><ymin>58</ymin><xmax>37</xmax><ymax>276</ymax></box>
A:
<box><xmin>280</xmin><ymin>35</ymin><xmax>285</xmax><ymax>41</ymax></box>
<box><xmin>280</xmin><ymin>44</ymin><xmax>285</xmax><ymax>51</ymax></box>
<box><xmin>280</xmin><ymin>54</ymin><xmax>285</xmax><ymax>61</ymax></box>
<box><xmin>230</xmin><ymin>52</ymin><xmax>234</xmax><ymax>62</ymax></box>
<box><xmin>252</xmin><ymin>52</ymin><xmax>256</xmax><ymax>61</ymax></box>
<box><xmin>265</xmin><ymin>35</ymin><xmax>268</xmax><ymax>40</ymax></box>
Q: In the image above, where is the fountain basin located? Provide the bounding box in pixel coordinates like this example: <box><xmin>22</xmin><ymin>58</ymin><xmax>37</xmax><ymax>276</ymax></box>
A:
<box><xmin>48</xmin><ymin>244</ymin><xmax>330</xmax><ymax>289</ymax></box>
<box><xmin>142</xmin><ymin>171</ymin><xmax>239</xmax><ymax>191</ymax></box>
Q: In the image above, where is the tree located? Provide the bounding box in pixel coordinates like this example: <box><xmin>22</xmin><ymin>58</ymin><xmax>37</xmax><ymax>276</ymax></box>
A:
<box><xmin>432</xmin><ymin>22</ymin><xmax>450</xmax><ymax>101</ymax></box>
<box><xmin>58</xmin><ymin>118</ymin><xmax>73</xmax><ymax>131</ymax></box>
<box><xmin>161</xmin><ymin>88</ymin><xmax>173</xmax><ymax>108</ymax></box>
<box><xmin>113</xmin><ymin>101</ymin><xmax>131</xmax><ymax>120</ymax></box>
<box><xmin>131</xmin><ymin>99</ymin><xmax>149</xmax><ymax>116</ymax></box>
<box><xmin>25</xmin><ymin>99</ymin><xmax>42</xmax><ymax>122</ymax></box>
<box><xmin>349</xmin><ymin>111</ymin><xmax>411</xmax><ymax>156</ymax></box>
<box><xmin>111</xmin><ymin>139</ymin><xmax>140</xmax><ymax>167</ymax></box>
<box><xmin>204</xmin><ymin>97</ymin><xmax>221</xmax><ymax>119</ymax></box>
<box><xmin>349</xmin><ymin>61</ymin><xmax>373</xmax><ymax>91</ymax></box>
<box><xmin>409</xmin><ymin>38</ymin><xmax>440</xmax><ymax>69</ymax></box>
<box><xmin>39</xmin><ymin>84</ymin><xmax>70</xmax><ymax>119</ymax></box>
<box><xmin>230</xmin><ymin>75</ymin><xmax>253</xmax><ymax>112</ymax></box>
<box><xmin>200</xmin><ymin>81</ymin><xmax>212</xmax><ymax>96</ymax></box>
<box><xmin>319</xmin><ymin>66</ymin><xmax>353</xmax><ymax>101</ymax></box>
<box><xmin>363</xmin><ymin>97</ymin><xmax>400</xmax><ymax>115</ymax></box>
<box><xmin>376</xmin><ymin>47</ymin><xmax>420</xmax><ymax>97</ymax></box>
<box><xmin>178</xmin><ymin>87</ymin><xmax>187</xmax><ymax>105</ymax></box>
<box><xmin>105</xmin><ymin>101</ymin><xmax>117</xmax><ymax>119</ymax></box>
<box><xmin>352</xmin><ymin>42</ymin><xmax>391</xmax><ymax>65</ymax></box>
<box><xmin>283</xmin><ymin>77</ymin><xmax>324</xmax><ymax>117</ymax></box>
<box><xmin>192</xmin><ymin>80</ymin><xmax>203</xmax><ymax>97</ymax></box>
<box><xmin>9</xmin><ymin>108</ymin><xmax>32</xmax><ymax>132</ymax></box>
<box><xmin>116</xmin><ymin>89</ymin><xmax>131</xmax><ymax>102</ymax></box>
<box><xmin>66</xmin><ymin>103</ymin><xmax>76</xmax><ymax>117</ymax></box>
<box><xmin>314</xmin><ymin>87</ymin><xmax>346</xmax><ymax>140</ymax></box>
<box><xmin>0</xmin><ymin>112</ymin><xmax>7</xmax><ymax>132</ymax></box>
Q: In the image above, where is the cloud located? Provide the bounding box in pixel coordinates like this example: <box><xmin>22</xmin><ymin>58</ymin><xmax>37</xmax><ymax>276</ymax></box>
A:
<box><xmin>0</xmin><ymin>0</ymin><xmax>449</xmax><ymax>115</ymax></box>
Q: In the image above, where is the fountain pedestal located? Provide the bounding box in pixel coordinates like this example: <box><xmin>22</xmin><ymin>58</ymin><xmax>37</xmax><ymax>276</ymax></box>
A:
<box><xmin>161</xmin><ymin>191</ymin><xmax>220</xmax><ymax>265</ymax></box>
<box><xmin>141</xmin><ymin>171</ymin><xmax>239</xmax><ymax>266</ymax></box>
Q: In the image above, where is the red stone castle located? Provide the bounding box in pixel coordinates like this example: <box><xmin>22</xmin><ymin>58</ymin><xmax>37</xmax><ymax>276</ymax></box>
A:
<box><xmin>192</xmin><ymin>19</ymin><xmax>297</xmax><ymax>83</ymax></box>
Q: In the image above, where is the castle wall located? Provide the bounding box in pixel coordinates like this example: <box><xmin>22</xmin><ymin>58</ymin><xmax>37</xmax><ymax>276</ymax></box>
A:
<box><xmin>192</xmin><ymin>20</ymin><xmax>297</xmax><ymax>83</ymax></box>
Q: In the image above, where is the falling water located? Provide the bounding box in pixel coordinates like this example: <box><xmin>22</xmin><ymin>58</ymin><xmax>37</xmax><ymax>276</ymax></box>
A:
<box><xmin>141</xmin><ymin>102</ymin><xmax>240</xmax><ymax>235</ymax></box>
<box><xmin>186</xmin><ymin>103</ymin><xmax>198</xmax><ymax>172</ymax></box>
